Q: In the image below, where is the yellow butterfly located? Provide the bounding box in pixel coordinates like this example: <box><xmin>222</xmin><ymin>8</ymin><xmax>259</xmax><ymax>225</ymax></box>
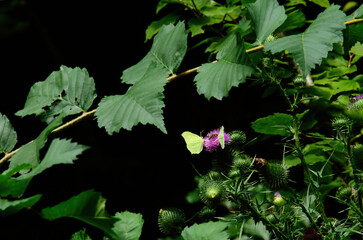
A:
<box><xmin>181</xmin><ymin>131</ymin><xmax>204</xmax><ymax>154</ymax></box>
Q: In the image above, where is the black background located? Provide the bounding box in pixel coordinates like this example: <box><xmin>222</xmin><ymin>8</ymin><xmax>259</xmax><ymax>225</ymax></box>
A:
<box><xmin>0</xmin><ymin>0</ymin><xmax>358</xmax><ymax>239</ymax></box>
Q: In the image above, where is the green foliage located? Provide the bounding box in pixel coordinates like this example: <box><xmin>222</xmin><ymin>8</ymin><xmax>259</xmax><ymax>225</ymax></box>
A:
<box><xmin>247</xmin><ymin>0</ymin><xmax>287</xmax><ymax>44</ymax></box>
<box><xmin>251</xmin><ymin>113</ymin><xmax>293</xmax><ymax>136</ymax></box>
<box><xmin>105</xmin><ymin>211</ymin><xmax>144</xmax><ymax>240</ymax></box>
<box><xmin>194</xmin><ymin>33</ymin><xmax>254</xmax><ymax>100</ymax></box>
<box><xmin>16</xmin><ymin>66</ymin><xmax>97</xmax><ymax>123</ymax></box>
<box><xmin>42</xmin><ymin>189</ymin><xmax>119</xmax><ymax>239</ymax></box>
<box><xmin>181</xmin><ymin>221</ymin><xmax>229</xmax><ymax>240</ymax></box>
<box><xmin>0</xmin><ymin>113</ymin><xmax>17</xmax><ymax>154</ymax></box>
<box><xmin>0</xmin><ymin>194</ymin><xmax>42</xmax><ymax>216</ymax></box>
<box><xmin>265</xmin><ymin>5</ymin><xmax>346</xmax><ymax>78</ymax></box>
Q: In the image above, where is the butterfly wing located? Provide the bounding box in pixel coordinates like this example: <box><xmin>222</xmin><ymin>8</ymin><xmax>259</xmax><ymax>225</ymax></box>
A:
<box><xmin>181</xmin><ymin>131</ymin><xmax>204</xmax><ymax>154</ymax></box>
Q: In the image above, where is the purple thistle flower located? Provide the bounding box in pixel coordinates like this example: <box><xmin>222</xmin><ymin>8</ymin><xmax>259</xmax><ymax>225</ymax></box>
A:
<box><xmin>203</xmin><ymin>128</ymin><xmax>231</xmax><ymax>152</ymax></box>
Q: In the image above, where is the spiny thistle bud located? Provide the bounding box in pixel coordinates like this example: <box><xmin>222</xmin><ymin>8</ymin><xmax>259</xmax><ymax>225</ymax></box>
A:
<box><xmin>332</xmin><ymin>116</ymin><xmax>350</xmax><ymax>129</ymax></box>
<box><xmin>199</xmin><ymin>179</ymin><xmax>226</xmax><ymax>206</ymax></box>
<box><xmin>336</xmin><ymin>186</ymin><xmax>352</xmax><ymax>200</ymax></box>
<box><xmin>346</xmin><ymin>94</ymin><xmax>363</xmax><ymax>123</ymax></box>
<box><xmin>273</xmin><ymin>192</ymin><xmax>286</xmax><ymax>206</ymax></box>
<box><xmin>228</xmin><ymin>167</ymin><xmax>240</xmax><ymax>178</ymax></box>
<box><xmin>206</xmin><ymin>170</ymin><xmax>221</xmax><ymax>180</ymax></box>
<box><xmin>260</xmin><ymin>162</ymin><xmax>289</xmax><ymax>190</ymax></box>
<box><xmin>198</xmin><ymin>206</ymin><xmax>216</xmax><ymax>220</ymax></box>
<box><xmin>230</xmin><ymin>130</ymin><xmax>246</xmax><ymax>148</ymax></box>
<box><xmin>351</xmin><ymin>144</ymin><xmax>363</xmax><ymax>171</ymax></box>
<box><xmin>233</xmin><ymin>155</ymin><xmax>252</xmax><ymax>171</ymax></box>
<box><xmin>158</xmin><ymin>208</ymin><xmax>186</xmax><ymax>235</ymax></box>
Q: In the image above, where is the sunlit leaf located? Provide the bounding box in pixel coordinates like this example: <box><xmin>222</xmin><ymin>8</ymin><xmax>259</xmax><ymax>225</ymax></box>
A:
<box><xmin>309</xmin><ymin>0</ymin><xmax>330</xmax><ymax>8</ymax></box>
<box><xmin>145</xmin><ymin>12</ymin><xmax>180</xmax><ymax>42</ymax></box>
<box><xmin>0</xmin><ymin>194</ymin><xmax>41</xmax><ymax>216</ymax></box>
<box><xmin>97</xmin><ymin>65</ymin><xmax>170</xmax><ymax>134</ymax></box>
<box><xmin>181</xmin><ymin>131</ymin><xmax>204</xmax><ymax>154</ymax></box>
<box><xmin>247</xmin><ymin>0</ymin><xmax>287</xmax><ymax>43</ymax></box>
<box><xmin>181</xmin><ymin>221</ymin><xmax>229</xmax><ymax>240</ymax></box>
<box><xmin>194</xmin><ymin>33</ymin><xmax>254</xmax><ymax>100</ymax></box>
<box><xmin>42</xmin><ymin>189</ymin><xmax>118</xmax><ymax>239</ymax></box>
<box><xmin>122</xmin><ymin>21</ymin><xmax>187</xmax><ymax>84</ymax></box>
<box><xmin>0</xmin><ymin>113</ymin><xmax>17</xmax><ymax>154</ymax></box>
<box><xmin>70</xmin><ymin>229</ymin><xmax>92</xmax><ymax>240</ymax></box>
<box><xmin>265</xmin><ymin>5</ymin><xmax>346</xmax><ymax>78</ymax></box>
<box><xmin>108</xmin><ymin>211</ymin><xmax>144</xmax><ymax>240</ymax></box>
<box><xmin>251</xmin><ymin>113</ymin><xmax>293</xmax><ymax>137</ymax></box>
<box><xmin>22</xmin><ymin>138</ymin><xmax>89</xmax><ymax>179</ymax></box>
<box><xmin>16</xmin><ymin>66</ymin><xmax>97</xmax><ymax>123</ymax></box>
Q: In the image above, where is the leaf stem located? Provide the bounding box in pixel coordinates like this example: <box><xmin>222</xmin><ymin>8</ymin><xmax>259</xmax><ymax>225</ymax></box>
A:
<box><xmin>0</xmin><ymin>109</ymin><xmax>97</xmax><ymax>165</ymax></box>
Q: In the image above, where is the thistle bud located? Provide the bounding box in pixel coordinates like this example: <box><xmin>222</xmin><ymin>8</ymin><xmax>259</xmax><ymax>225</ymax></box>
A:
<box><xmin>233</xmin><ymin>155</ymin><xmax>252</xmax><ymax>171</ymax></box>
<box><xmin>198</xmin><ymin>206</ymin><xmax>216</xmax><ymax>220</ymax></box>
<box><xmin>199</xmin><ymin>179</ymin><xmax>226</xmax><ymax>206</ymax></box>
<box><xmin>273</xmin><ymin>192</ymin><xmax>286</xmax><ymax>206</ymax></box>
<box><xmin>158</xmin><ymin>208</ymin><xmax>186</xmax><ymax>235</ymax></box>
<box><xmin>230</xmin><ymin>130</ymin><xmax>246</xmax><ymax>148</ymax></box>
<box><xmin>331</xmin><ymin>116</ymin><xmax>350</xmax><ymax>129</ymax></box>
<box><xmin>260</xmin><ymin>162</ymin><xmax>289</xmax><ymax>190</ymax></box>
<box><xmin>351</xmin><ymin>144</ymin><xmax>363</xmax><ymax>171</ymax></box>
<box><xmin>336</xmin><ymin>186</ymin><xmax>352</xmax><ymax>200</ymax></box>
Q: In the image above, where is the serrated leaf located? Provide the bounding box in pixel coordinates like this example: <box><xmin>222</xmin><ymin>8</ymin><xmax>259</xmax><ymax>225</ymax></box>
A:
<box><xmin>16</xmin><ymin>66</ymin><xmax>97</xmax><ymax>123</ymax></box>
<box><xmin>247</xmin><ymin>0</ymin><xmax>287</xmax><ymax>43</ymax></box>
<box><xmin>181</xmin><ymin>221</ymin><xmax>229</xmax><ymax>240</ymax></box>
<box><xmin>145</xmin><ymin>12</ymin><xmax>180</xmax><ymax>42</ymax></box>
<box><xmin>97</xmin><ymin>66</ymin><xmax>170</xmax><ymax>135</ymax></box>
<box><xmin>182</xmin><ymin>131</ymin><xmax>204</xmax><ymax>154</ymax></box>
<box><xmin>7</xmin><ymin>114</ymin><xmax>65</xmax><ymax>172</ymax></box>
<box><xmin>21</xmin><ymin>138</ymin><xmax>89</xmax><ymax>179</ymax></box>
<box><xmin>188</xmin><ymin>16</ymin><xmax>222</xmax><ymax>37</ymax></box>
<box><xmin>194</xmin><ymin>33</ymin><xmax>254</xmax><ymax>100</ymax></box>
<box><xmin>110</xmin><ymin>211</ymin><xmax>144</xmax><ymax>240</ymax></box>
<box><xmin>42</xmin><ymin>189</ymin><xmax>118</xmax><ymax>239</ymax></box>
<box><xmin>122</xmin><ymin>21</ymin><xmax>187</xmax><ymax>85</ymax></box>
<box><xmin>243</xmin><ymin>219</ymin><xmax>270</xmax><ymax>240</ymax></box>
<box><xmin>350</xmin><ymin>4</ymin><xmax>363</xmax><ymax>19</ymax></box>
<box><xmin>0</xmin><ymin>113</ymin><xmax>17</xmax><ymax>153</ymax></box>
<box><xmin>265</xmin><ymin>5</ymin><xmax>346</xmax><ymax>78</ymax></box>
<box><xmin>350</xmin><ymin>42</ymin><xmax>363</xmax><ymax>56</ymax></box>
<box><xmin>251</xmin><ymin>113</ymin><xmax>293</xmax><ymax>136</ymax></box>
<box><xmin>0</xmin><ymin>194</ymin><xmax>41</xmax><ymax>216</ymax></box>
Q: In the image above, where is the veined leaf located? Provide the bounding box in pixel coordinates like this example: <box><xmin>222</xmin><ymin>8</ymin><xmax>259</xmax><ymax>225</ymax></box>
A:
<box><xmin>247</xmin><ymin>0</ymin><xmax>287</xmax><ymax>44</ymax></box>
<box><xmin>22</xmin><ymin>138</ymin><xmax>89</xmax><ymax>179</ymax></box>
<box><xmin>194</xmin><ymin>33</ymin><xmax>254</xmax><ymax>100</ymax></box>
<box><xmin>122</xmin><ymin>21</ymin><xmax>187</xmax><ymax>84</ymax></box>
<box><xmin>265</xmin><ymin>5</ymin><xmax>346</xmax><ymax>78</ymax></box>
<box><xmin>350</xmin><ymin>42</ymin><xmax>363</xmax><ymax>56</ymax></box>
<box><xmin>0</xmin><ymin>113</ymin><xmax>17</xmax><ymax>153</ymax></box>
<box><xmin>41</xmin><ymin>189</ymin><xmax>118</xmax><ymax>239</ymax></box>
<box><xmin>251</xmin><ymin>113</ymin><xmax>293</xmax><ymax>136</ymax></box>
<box><xmin>106</xmin><ymin>211</ymin><xmax>144</xmax><ymax>240</ymax></box>
<box><xmin>97</xmin><ymin>65</ymin><xmax>170</xmax><ymax>135</ymax></box>
<box><xmin>16</xmin><ymin>66</ymin><xmax>97</xmax><ymax>123</ymax></box>
<box><xmin>181</xmin><ymin>221</ymin><xmax>229</xmax><ymax>240</ymax></box>
<box><xmin>181</xmin><ymin>131</ymin><xmax>204</xmax><ymax>154</ymax></box>
<box><xmin>145</xmin><ymin>12</ymin><xmax>180</xmax><ymax>42</ymax></box>
<box><xmin>7</xmin><ymin>114</ymin><xmax>65</xmax><ymax>171</ymax></box>
<box><xmin>0</xmin><ymin>194</ymin><xmax>41</xmax><ymax>216</ymax></box>
<box><xmin>243</xmin><ymin>219</ymin><xmax>270</xmax><ymax>240</ymax></box>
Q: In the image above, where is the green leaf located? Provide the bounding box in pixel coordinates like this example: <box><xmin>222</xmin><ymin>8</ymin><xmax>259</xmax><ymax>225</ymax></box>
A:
<box><xmin>181</xmin><ymin>131</ymin><xmax>204</xmax><ymax>154</ymax></box>
<box><xmin>0</xmin><ymin>113</ymin><xmax>17</xmax><ymax>153</ymax></box>
<box><xmin>7</xmin><ymin>114</ymin><xmax>65</xmax><ymax>171</ymax></box>
<box><xmin>194</xmin><ymin>33</ymin><xmax>254</xmax><ymax>100</ymax></box>
<box><xmin>0</xmin><ymin>194</ymin><xmax>41</xmax><ymax>216</ymax></box>
<box><xmin>350</xmin><ymin>42</ymin><xmax>363</xmax><ymax>56</ymax></box>
<box><xmin>247</xmin><ymin>0</ymin><xmax>287</xmax><ymax>43</ymax></box>
<box><xmin>276</xmin><ymin>9</ymin><xmax>306</xmax><ymax>33</ymax></box>
<box><xmin>122</xmin><ymin>21</ymin><xmax>187</xmax><ymax>84</ymax></box>
<box><xmin>251</xmin><ymin>113</ymin><xmax>293</xmax><ymax>136</ymax></box>
<box><xmin>42</xmin><ymin>189</ymin><xmax>118</xmax><ymax>239</ymax></box>
<box><xmin>188</xmin><ymin>16</ymin><xmax>221</xmax><ymax>37</ymax></box>
<box><xmin>21</xmin><ymin>138</ymin><xmax>89</xmax><ymax>178</ymax></box>
<box><xmin>181</xmin><ymin>221</ymin><xmax>229</xmax><ymax>240</ymax></box>
<box><xmin>349</xmin><ymin>3</ymin><xmax>363</xmax><ymax>19</ymax></box>
<box><xmin>110</xmin><ymin>211</ymin><xmax>144</xmax><ymax>240</ymax></box>
<box><xmin>265</xmin><ymin>5</ymin><xmax>346</xmax><ymax>78</ymax></box>
<box><xmin>243</xmin><ymin>219</ymin><xmax>270</xmax><ymax>240</ymax></box>
<box><xmin>16</xmin><ymin>66</ymin><xmax>97</xmax><ymax>123</ymax></box>
<box><xmin>0</xmin><ymin>174</ymin><xmax>31</xmax><ymax>198</ymax></box>
<box><xmin>97</xmin><ymin>65</ymin><xmax>170</xmax><ymax>134</ymax></box>
<box><xmin>309</xmin><ymin>0</ymin><xmax>330</xmax><ymax>8</ymax></box>
<box><xmin>145</xmin><ymin>12</ymin><xmax>180</xmax><ymax>42</ymax></box>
